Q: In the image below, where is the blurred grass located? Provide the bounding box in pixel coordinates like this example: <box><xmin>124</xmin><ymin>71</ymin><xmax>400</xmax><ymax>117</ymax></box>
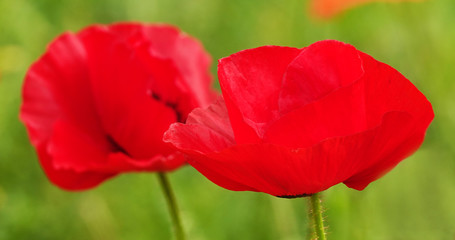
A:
<box><xmin>1</xmin><ymin>0</ymin><xmax>455</xmax><ymax>239</ymax></box>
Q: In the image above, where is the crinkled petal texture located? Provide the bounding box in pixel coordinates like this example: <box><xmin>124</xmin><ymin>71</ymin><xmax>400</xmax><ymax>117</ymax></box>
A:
<box><xmin>164</xmin><ymin>40</ymin><xmax>434</xmax><ymax>197</ymax></box>
<box><xmin>310</xmin><ymin>0</ymin><xmax>423</xmax><ymax>19</ymax></box>
<box><xmin>20</xmin><ymin>23</ymin><xmax>215</xmax><ymax>190</ymax></box>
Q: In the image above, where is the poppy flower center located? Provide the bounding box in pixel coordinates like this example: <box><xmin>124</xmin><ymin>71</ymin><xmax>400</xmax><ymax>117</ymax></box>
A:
<box><xmin>276</xmin><ymin>193</ymin><xmax>314</xmax><ymax>199</ymax></box>
<box><xmin>150</xmin><ymin>92</ymin><xmax>184</xmax><ymax>123</ymax></box>
<box><xmin>107</xmin><ymin>135</ymin><xmax>130</xmax><ymax>156</ymax></box>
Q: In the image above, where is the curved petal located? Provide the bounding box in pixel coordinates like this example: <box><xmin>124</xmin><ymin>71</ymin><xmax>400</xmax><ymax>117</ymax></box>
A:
<box><xmin>19</xmin><ymin>32</ymin><xmax>117</xmax><ymax>190</ymax></box>
<box><xmin>161</xmin><ymin>25</ymin><xmax>217</xmax><ymax>108</ymax></box>
<box><xmin>266</xmin><ymin>78</ymin><xmax>368</xmax><ymax>148</ymax></box>
<box><xmin>20</xmin><ymin>33</ymin><xmax>102</xmax><ymax>147</ymax></box>
<box><xmin>78</xmin><ymin>23</ymin><xmax>214</xmax><ymax>163</ymax></box>
<box><xmin>266</xmin><ymin>45</ymin><xmax>433</xmax><ymax>149</ymax></box>
<box><xmin>278</xmin><ymin>40</ymin><xmax>364</xmax><ymax>115</ymax></box>
<box><xmin>187</xmin><ymin>156</ymin><xmax>257</xmax><ymax>192</ymax></box>
<box><xmin>20</xmin><ymin>68</ymin><xmax>59</xmax><ymax>146</ymax></box>
<box><xmin>166</xmin><ymin>40</ymin><xmax>434</xmax><ymax>196</ymax></box>
<box><xmin>341</xmin><ymin>52</ymin><xmax>434</xmax><ymax>190</ymax></box>
<box><xmin>105</xmin><ymin>23</ymin><xmax>216</xmax><ymax>113</ymax></box>
<box><xmin>49</xmin><ymin>120</ymin><xmax>111</xmax><ymax>172</ymax></box>
<box><xmin>356</xmin><ymin>51</ymin><xmax>433</xmax><ymax>126</ymax></box>
<box><xmin>21</xmin><ymin>23</ymin><xmax>214</xmax><ymax>190</ymax></box>
<box><xmin>164</xmin><ymin>97</ymin><xmax>236</xmax><ymax>154</ymax></box>
<box><xmin>218</xmin><ymin>46</ymin><xmax>302</xmax><ymax>142</ymax></box>
<box><xmin>50</xmin><ymin>119</ymin><xmax>185</xmax><ymax>174</ymax></box>
<box><xmin>79</xmin><ymin>25</ymin><xmax>182</xmax><ymax>160</ymax></box>
<box><xmin>166</xmin><ymin>40</ymin><xmax>434</xmax><ymax>195</ymax></box>
<box><xmin>164</xmin><ymin>98</ymin><xmax>249</xmax><ymax>191</ymax></box>
<box><xmin>343</xmin><ymin>132</ymin><xmax>426</xmax><ymax>190</ymax></box>
<box><xmin>169</xmin><ymin>111</ymin><xmax>419</xmax><ymax>196</ymax></box>
<box><xmin>37</xmin><ymin>142</ymin><xmax>114</xmax><ymax>191</ymax></box>
<box><xmin>106</xmin><ymin>151</ymin><xmax>186</xmax><ymax>173</ymax></box>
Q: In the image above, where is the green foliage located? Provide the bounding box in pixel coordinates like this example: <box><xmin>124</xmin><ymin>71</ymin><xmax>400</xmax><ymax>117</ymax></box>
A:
<box><xmin>0</xmin><ymin>0</ymin><xmax>454</xmax><ymax>239</ymax></box>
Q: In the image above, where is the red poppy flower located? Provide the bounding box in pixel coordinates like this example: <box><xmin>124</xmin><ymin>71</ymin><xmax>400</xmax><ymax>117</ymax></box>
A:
<box><xmin>310</xmin><ymin>0</ymin><xmax>422</xmax><ymax>19</ymax></box>
<box><xmin>164</xmin><ymin>40</ymin><xmax>434</xmax><ymax>197</ymax></box>
<box><xmin>20</xmin><ymin>23</ymin><xmax>216</xmax><ymax>190</ymax></box>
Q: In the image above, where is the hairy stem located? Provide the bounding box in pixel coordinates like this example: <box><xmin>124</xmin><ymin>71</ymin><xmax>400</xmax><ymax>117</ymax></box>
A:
<box><xmin>309</xmin><ymin>193</ymin><xmax>327</xmax><ymax>240</ymax></box>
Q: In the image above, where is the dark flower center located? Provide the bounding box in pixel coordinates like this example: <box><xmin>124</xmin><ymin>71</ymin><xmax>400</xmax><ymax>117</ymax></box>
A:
<box><xmin>107</xmin><ymin>135</ymin><xmax>130</xmax><ymax>156</ymax></box>
<box><xmin>276</xmin><ymin>193</ymin><xmax>313</xmax><ymax>199</ymax></box>
<box><xmin>150</xmin><ymin>92</ymin><xmax>183</xmax><ymax>123</ymax></box>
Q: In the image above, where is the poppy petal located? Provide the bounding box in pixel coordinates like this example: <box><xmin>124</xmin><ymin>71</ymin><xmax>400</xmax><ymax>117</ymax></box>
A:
<box><xmin>106</xmin><ymin>152</ymin><xmax>186</xmax><ymax>172</ymax></box>
<box><xmin>218</xmin><ymin>46</ymin><xmax>301</xmax><ymax>142</ymax></box>
<box><xmin>164</xmin><ymin>97</ymin><xmax>235</xmax><ymax>154</ymax></box>
<box><xmin>356</xmin><ymin>51</ymin><xmax>434</xmax><ymax>126</ymax></box>
<box><xmin>341</xmin><ymin>52</ymin><xmax>434</xmax><ymax>190</ymax></box>
<box><xmin>79</xmin><ymin>25</ymin><xmax>182</xmax><ymax>160</ymax></box>
<box><xmin>161</xmin><ymin>26</ymin><xmax>216</xmax><ymax>108</ymax></box>
<box><xmin>343</xmin><ymin>131</ymin><xmax>426</xmax><ymax>190</ymax></box>
<box><xmin>170</xmin><ymin>111</ymin><xmax>416</xmax><ymax>196</ymax></box>
<box><xmin>266</xmin><ymin>43</ymin><xmax>433</xmax><ymax>149</ymax></box>
<box><xmin>164</xmin><ymin>98</ymin><xmax>250</xmax><ymax>191</ymax></box>
<box><xmin>266</xmin><ymin>79</ymin><xmax>368</xmax><ymax>148</ymax></box>
<box><xmin>278</xmin><ymin>40</ymin><xmax>364</xmax><ymax>114</ymax></box>
<box><xmin>21</xmin><ymin>23</ymin><xmax>215</xmax><ymax>190</ymax></box>
<box><xmin>37</xmin><ymin>143</ymin><xmax>114</xmax><ymax>191</ymax></box>
<box><xmin>20</xmin><ymin>33</ymin><xmax>102</xmax><ymax>147</ymax></box>
<box><xmin>166</xmin><ymin>40</ymin><xmax>434</xmax><ymax>196</ymax></box>
<box><xmin>50</xmin><ymin>118</ymin><xmax>185</xmax><ymax>173</ymax></box>
<box><xmin>49</xmin><ymin>120</ymin><xmax>112</xmax><ymax>172</ymax></box>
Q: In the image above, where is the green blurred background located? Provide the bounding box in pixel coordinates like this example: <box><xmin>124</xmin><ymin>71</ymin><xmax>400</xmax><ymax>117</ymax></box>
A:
<box><xmin>1</xmin><ymin>0</ymin><xmax>454</xmax><ymax>239</ymax></box>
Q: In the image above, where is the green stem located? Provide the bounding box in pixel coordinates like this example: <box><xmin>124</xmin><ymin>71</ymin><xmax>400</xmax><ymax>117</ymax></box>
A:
<box><xmin>157</xmin><ymin>172</ymin><xmax>186</xmax><ymax>240</ymax></box>
<box><xmin>309</xmin><ymin>193</ymin><xmax>327</xmax><ymax>240</ymax></box>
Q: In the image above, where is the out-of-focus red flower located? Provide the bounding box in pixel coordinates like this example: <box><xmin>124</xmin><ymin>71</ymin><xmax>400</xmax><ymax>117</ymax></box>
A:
<box><xmin>164</xmin><ymin>40</ymin><xmax>434</xmax><ymax>198</ymax></box>
<box><xmin>20</xmin><ymin>23</ymin><xmax>216</xmax><ymax>190</ymax></box>
<box><xmin>311</xmin><ymin>0</ymin><xmax>422</xmax><ymax>19</ymax></box>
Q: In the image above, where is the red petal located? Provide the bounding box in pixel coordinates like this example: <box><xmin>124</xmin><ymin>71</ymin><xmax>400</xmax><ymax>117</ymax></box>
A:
<box><xmin>20</xmin><ymin>33</ymin><xmax>102</xmax><ymax>147</ymax></box>
<box><xmin>37</xmin><ymin>142</ymin><xmax>114</xmax><ymax>191</ymax></box>
<box><xmin>266</xmin><ymin>43</ymin><xmax>433</xmax><ymax>150</ymax></box>
<box><xmin>166</xmin><ymin>41</ymin><xmax>434</xmax><ymax>195</ymax></box>
<box><xmin>49</xmin><ymin>120</ymin><xmax>111</xmax><ymax>172</ymax></box>
<box><xmin>168</xmin><ymin>111</ymin><xmax>423</xmax><ymax>196</ymax></box>
<box><xmin>106</xmin><ymin>23</ymin><xmax>216</xmax><ymax>111</ymax></box>
<box><xmin>217</xmin><ymin>46</ymin><xmax>301</xmax><ymax>143</ymax></box>
<box><xmin>19</xmin><ymin>32</ymin><xmax>115</xmax><ymax>189</ymax></box>
<box><xmin>164</xmin><ymin>97</ymin><xmax>236</xmax><ymax>154</ymax></box>
<box><xmin>164</xmin><ymin>98</ymin><xmax>249</xmax><ymax>191</ymax></box>
<box><xmin>106</xmin><ymin>152</ymin><xmax>186</xmax><ymax>172</ymax></box>
<box><xmin>79</xmin><ymin>25</ymin><xmax>182</xmax><ymax>159</ymax></box>
<box><xmin>78</xmin><ymin>24</ymin><xmax>214</xmax><ymax>161</ymax></box>
<box><xmin>278</xmin><ymin>40</ymin><xmax>364</xmax><ymax>114</ymax></box>
<box><xmin>164</xmin><ymin>26</ymin><xmax>216</xmax><ymax>108</ymax></box>
<box><xmin>266</xmin><ymin>78</ymin><xmax>369</xmax><ymax>148</ymax></box>
<box><xmin>187</xmin><ymin>157</ymin><xmax>257</xmax><ymax>192</ymax></box>
<box><xmin>336</xmin><ymin>111</ymin><xmax>425</xmax><ymax>191</ymax></box>
<box><xmin>50</xmin><ymin>119</ymin><xmax>186</xmax><ymax>173</ymax></box>
<box><xmin>343</xmin><ymin>133</ymin><xmax>426</xmax><ymax>190</ymax></box>
<box><xmin>341</xmin><ymin>52</ymin><xmax>434</xmax><ymax>189</ymax></box>
<box><xmin>356</xmin><ymin>51</ymin><xmax>433</xmax><ymax>127</ymax></box>
<box><xmin>21</xmin><ymin>23</ymin><xmax>214</xmax><ymax>190</ymax></box>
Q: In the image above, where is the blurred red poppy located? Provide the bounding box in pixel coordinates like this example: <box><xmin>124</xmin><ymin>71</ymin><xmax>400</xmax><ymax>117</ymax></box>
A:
<box><xmin>164</xmin><ymin>40</ymin><xmax>434</xmax><ymax>197</ymax></box>
<box><xmin>311</xmin><ymin>0</ymin><xmax>422</xmax><ymax>19</ymax></box>
<box><xmin>20</xmin><ymin>23</ymin><xmax>215</xmax><ymax>190</ymax></box>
